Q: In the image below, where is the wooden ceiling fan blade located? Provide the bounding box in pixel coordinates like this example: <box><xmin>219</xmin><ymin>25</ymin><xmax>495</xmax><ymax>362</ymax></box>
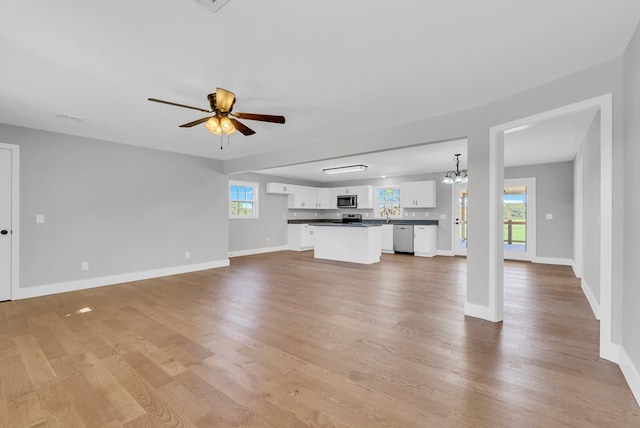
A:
<box><xmin>216</xmin><ymin>87</ymin><xmax>236</xmax><ymax>112</ymax></box>
<box><xmin>148</xmin><ymin>98</ymin><xmax>211</xmax><ymax>113</ymax></box>
<box><xmin>233</xmin><ymin>112</ymin><xmax>286</xmax><ymax>124</ymax></box>
<box><xmin>179</xmin><ymin>116</ymin><xmax>212</xmax><ymax>128</ymax></box>
<box><xmin>229</xmin><ymin>118</ymin><xmax>256</xmax><ymax>136</ymax></box>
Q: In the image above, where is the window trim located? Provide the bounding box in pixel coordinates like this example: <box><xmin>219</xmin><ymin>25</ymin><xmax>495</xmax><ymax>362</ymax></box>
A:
<box><xmin>229</xmin><ymin>180</ymin><xmax>259</xmax><ymax>219</ymax></box>
<box><xmin>374</xmin><ymin>185</ymin><xmax>402</xmax><ymax>219</ymax></box>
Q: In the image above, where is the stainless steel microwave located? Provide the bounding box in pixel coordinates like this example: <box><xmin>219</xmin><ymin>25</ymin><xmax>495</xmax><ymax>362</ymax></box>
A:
<box><xmin>337</xmin><ymin>195</ymin><xmax>357</xmax><ymax>208</ymax></box>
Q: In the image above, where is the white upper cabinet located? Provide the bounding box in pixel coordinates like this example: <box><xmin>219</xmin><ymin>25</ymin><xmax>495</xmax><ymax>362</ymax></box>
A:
<box><xmin>352</xmin><ymin>185</ymin><xmax>373</xmax><ymax>209</ymax></box>
<box><xmin>287</xmin><ymin>185</ymin><xmax>319</xmax><ymax>209</ymax></box>
<box><xmin>271</xmin><ymin>182</ymin><xmax>377</xmax><ymax>210</ymax></box>
<box><xmin>334</xmin><ymin>187</ymin><xmax>354</xmax><ymax>195</ymax></box>
<box><xmin>287</xmin><ymin>186</ymin><xmax>332</xmax><ymax>209</ymax></box>
<box><xmin>317</xmin><ymin>188</ymin><xmax>334</xmax><ymax>209</ymax></box>
<box><xmin>400</xmin><ymin>180</ymin><xmax>436</xmax><ymax>208</ymax></box>
<box><xmin>266</xmin><ymin>182</ymin><xmax>294</xmax><ymax>194</ymax></box>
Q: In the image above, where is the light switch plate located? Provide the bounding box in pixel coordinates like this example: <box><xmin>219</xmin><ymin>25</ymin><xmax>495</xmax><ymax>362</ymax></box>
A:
<box><xmin>36</xmin><ymin>214</ymin><xmax>45</xmax><ymax>224</ymax></box>
<box><xmin>440</xmin><ymin>214</ymin><xmax>447</xmax><ymax>219</ymax></box>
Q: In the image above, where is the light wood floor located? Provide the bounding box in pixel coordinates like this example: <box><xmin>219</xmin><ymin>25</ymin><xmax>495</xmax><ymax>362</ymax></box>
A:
<box><xmin>1</xmin><ymin>252</ymin><xmax>639</xmax><ymax>427</ymax></box>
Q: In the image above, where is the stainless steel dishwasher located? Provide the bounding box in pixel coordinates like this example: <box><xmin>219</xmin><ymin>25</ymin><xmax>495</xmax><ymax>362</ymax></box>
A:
<box><xmin>393</xmin><ymin>224</ymin><xmax>414</xmax><ymax>254</ymax></box>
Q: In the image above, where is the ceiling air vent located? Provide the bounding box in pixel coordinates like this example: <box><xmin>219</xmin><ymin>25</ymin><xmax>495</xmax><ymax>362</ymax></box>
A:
<box><xmin>194</xmin><ymin>0</ymin><xmax>231</xmax><ymax>13</ymax></box>
<box><xmin>54</xmin><ymin>113</ymin><xmax>84</xmax><ymax>122</ymax></box>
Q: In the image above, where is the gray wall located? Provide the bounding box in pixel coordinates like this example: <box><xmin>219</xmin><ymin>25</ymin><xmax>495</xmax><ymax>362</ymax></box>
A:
<box><xmin>505</xmin><ymin>162</ymin><xmax>574</xmax><ymax>260</ymax></box>
<box><xmin>579</xmin><ymin>115</ymin><xmax>602</xmax><ymax>303</ymax></box>
<box><xmin>0</xmin><ymin>124</ymin><xmax>229</xmax><ymax>288</ymax></box>
<box><xmin>623</xmin><ymin>22</ymin><xmax>640</xmax><ymax>379</ymax></box>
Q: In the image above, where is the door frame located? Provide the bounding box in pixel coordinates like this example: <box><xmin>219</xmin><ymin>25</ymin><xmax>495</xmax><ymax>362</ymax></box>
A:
<box><xmin>0</xmin><ymin>142</ymin><xmax>19</xmax><ymax>301</ymax></box>
<box><xmin>489</xmin><ymin>94</ymin><xmax>614</xmax><ymax>361</ymax></box>
<box><xmin>503</xmin><ymin>177</ymin><xmax>536</xmax><ymax>261</ymax></box>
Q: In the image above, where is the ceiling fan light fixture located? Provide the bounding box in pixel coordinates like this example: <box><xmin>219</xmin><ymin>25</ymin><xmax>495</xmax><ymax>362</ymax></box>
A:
<box><xmin>148</xmin><ymin>87</ymin><xmax>284</xmax><ymax>141</ymax></box>
<box><xmin>205</xmin><ymin>117</ymin><xmax>222</xmax><ymax>135</ymax></box>
<box><xmin>220</xmin><ymin>116</ymin><xmax>235</xmax><ymax>134</ymax></box>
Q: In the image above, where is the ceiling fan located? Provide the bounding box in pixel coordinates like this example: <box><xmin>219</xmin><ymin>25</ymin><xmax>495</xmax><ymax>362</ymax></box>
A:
<box><xmin>148</xmin><ymin>87</ymin><xmax>285</xmax><ymax>148</ymax></box>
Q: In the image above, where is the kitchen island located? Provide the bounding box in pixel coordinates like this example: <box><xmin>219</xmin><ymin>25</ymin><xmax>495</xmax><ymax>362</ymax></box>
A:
<box><xmin>312</xmin><ymin>223</ymin><xmax>382</xmax><ymax>264</ymax></box>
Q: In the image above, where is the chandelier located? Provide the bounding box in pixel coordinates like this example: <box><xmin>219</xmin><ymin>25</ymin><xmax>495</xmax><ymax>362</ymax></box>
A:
<box><xmin>442</xmin><ymin>154</ymin><xmax>468</xmax><ymax>184</ymax></box>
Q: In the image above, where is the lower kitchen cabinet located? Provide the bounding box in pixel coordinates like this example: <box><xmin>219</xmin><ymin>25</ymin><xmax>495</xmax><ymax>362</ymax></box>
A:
<box><xmin>414</xmin><ymin>225</ymin><xmax>437</xmax><ymax>257</ymax></box>
<box><xmin>381</xmin><ymin>224</ymin><xmax>394</xmax><ymax>253</ymax></box>
<box><xmin>288</xmin><ymin>224</ymin><xmax>315</xmax><ymax>251</ymax></box>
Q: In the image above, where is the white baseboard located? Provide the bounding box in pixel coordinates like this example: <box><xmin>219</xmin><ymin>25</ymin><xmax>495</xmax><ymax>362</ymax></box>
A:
<box><xmin>287</xmin><ymin>247</ymin><xmax>313</xmax><ymax>252</ymax></box>
<box><xmin>619</xmin><ymin>347</ymin><xmax>640</xmax><ymax>407</ymax></box>
<box><xmin>228</xmin><ymin>245</ymin><xmax>289</xmax><ymax>258</ymax></box>
<box><xmin>14</xmin><ymin>259</ymin><xmax>230</xmax><ymax>300</ymax></box>
<box><xmin>414</xmin><ymin>252</ymin><xmax>436</xmax><ymax>258</ymax></box>
<box><xmin>571</xmin><ymin>261</ymin><xmax>582</xmax><ymax>279</ymax></box>
<box><xmin>532</xmin><ymin>256</ymin><xmax>573</xmax><ymax>266</ymax></box>
<box><xmin>464</xmin><ymin>302</ymin><xmax>499</xmax><ymax>322</ymax></box>
<box><xmin>437</xmin><ymin>250</ymin><xmax>455</xmax><ymax>256</ymax></box>
<box><xmin>581</xmin><ymin>278</ymin><xmax>600</xmax><ymax>320</ymax></box>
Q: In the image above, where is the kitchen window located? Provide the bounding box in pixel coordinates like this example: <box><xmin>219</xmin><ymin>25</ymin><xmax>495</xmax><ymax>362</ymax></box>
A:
<box><xmin>376</xmin><ymin>186</ymin><xmax>401</xmax><ymax>218</ymax></box>
<box><xmin>229</xmin><ymin>180</ymin><xmax>259</xmax><ymax>219</ymax></box>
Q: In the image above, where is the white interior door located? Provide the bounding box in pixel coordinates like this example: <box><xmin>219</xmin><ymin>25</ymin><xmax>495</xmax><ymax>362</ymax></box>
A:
<box><xmin>0</xmin><ymin>148</ymin><xmax>12</xmax><ymax>301</ymax></box>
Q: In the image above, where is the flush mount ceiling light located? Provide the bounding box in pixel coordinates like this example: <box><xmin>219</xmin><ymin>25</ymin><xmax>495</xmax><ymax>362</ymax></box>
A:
<box><xmin>442</xmin><ymin>154</ymin><xmax>468</xmax><ymax>184</ymax></box>
<box><xmin>322</xmin><ymin>164</ymin><xmax>368</xmax><ymax>175</ymax></box>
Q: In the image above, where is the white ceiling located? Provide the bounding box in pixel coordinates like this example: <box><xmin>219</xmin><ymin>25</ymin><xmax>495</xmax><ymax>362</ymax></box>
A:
<box><xmin>1</xmin><ymin>1</ymin><xmax>638</xmax><ymax>167</ymax></box>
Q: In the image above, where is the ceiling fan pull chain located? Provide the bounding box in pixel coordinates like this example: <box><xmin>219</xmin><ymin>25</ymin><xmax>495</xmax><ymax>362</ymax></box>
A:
<box><xmin>220</xmin><ymin>134</ymin><xmax>223</xmax><ymax>150</ymax></box>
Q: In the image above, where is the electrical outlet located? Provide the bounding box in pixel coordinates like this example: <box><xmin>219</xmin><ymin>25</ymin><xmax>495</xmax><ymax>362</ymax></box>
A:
<box><xmin>440</xmin><ymin>214</ymin><xmax>447</xmax><ymax>219</ymax></box>
<box><xmin>425</xmin><ymin>212</ymin><xmax>429</xmax><ymax>217</ymax></box>
<box><xmin>265</xmin><ymin>238</ymin><xmax>271</xmax><ymax>245</ymax></box>
<box><xmin>545</xmin><ymin>213</ymin><xmax>553</xmax><ymax>220</ymax></box>
<box><xmin>81</xmin><ymin>262</ymin><xmax>89</xmax><ymax>271</ymax></box>
<box><xmin>185</xmin><ymin>251</ymin><xmax>190</xmax><ymax>259</ymax></box>
<box><xmin>412</xmin><ymin>212</ymin><xmax>415</xmax><ymax>217</ymax></box>
<box><xmin>36</xmin><ymin>214</ymin><xmax>45</xmax><ymax>224</ymax></box>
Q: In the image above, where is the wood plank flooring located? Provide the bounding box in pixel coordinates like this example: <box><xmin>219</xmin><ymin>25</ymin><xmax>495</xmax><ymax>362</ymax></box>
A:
<box><xmin>1</xmin><ymin>252</ymin><xmax>639</xmax><ymax>427</ymax></box>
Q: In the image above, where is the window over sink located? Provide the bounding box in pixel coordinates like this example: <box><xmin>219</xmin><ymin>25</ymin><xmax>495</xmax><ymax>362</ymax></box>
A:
<box><xmin>375</xmin><ymin>187</ymin><xmax>401</xmax><ymax>219</ymax></box>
